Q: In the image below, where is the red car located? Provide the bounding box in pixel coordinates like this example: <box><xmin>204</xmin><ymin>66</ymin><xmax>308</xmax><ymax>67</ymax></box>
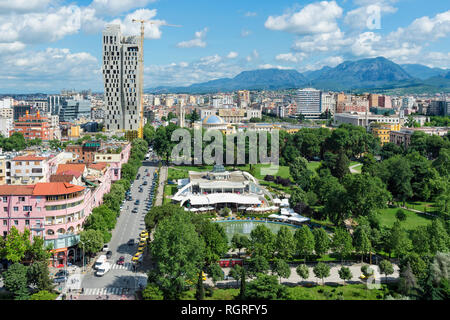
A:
<box><xmin>117</xmin><ymin>256</ymin><xmax>125</xmax><ymax>265</ymax></box>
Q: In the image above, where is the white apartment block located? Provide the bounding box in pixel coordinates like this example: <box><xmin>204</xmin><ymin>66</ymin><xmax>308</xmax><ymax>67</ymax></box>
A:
<box><xmin>102</xmin><ymin>24</ymin><xmax>141</xmax><ymax>132</ymax></box>
<box><xmin>296</xmin><ymin>88</ymin><xmax>322</xmax><ymax>118</ymax></box>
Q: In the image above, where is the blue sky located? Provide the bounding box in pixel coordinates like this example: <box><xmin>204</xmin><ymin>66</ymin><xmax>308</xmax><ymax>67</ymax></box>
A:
<box><xmin>0</xmin><ymin>0</ymin><xmax>449</xmax><ymax>93</ymax></box>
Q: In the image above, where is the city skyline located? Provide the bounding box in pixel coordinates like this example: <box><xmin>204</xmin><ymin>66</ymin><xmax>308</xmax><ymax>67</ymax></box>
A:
<box><xmin>0</xmin><ymin>0</ymin><xmax>449</xmax><ymax>93</ymax></box>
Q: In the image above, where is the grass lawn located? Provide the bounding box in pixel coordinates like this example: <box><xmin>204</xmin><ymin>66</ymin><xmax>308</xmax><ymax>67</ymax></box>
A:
<box><xmin>287</xmin><ymin>283</ymin><xmax>384</xmax><ymax>300</ymax></box>
<box><xmin>378</xmin><ymin>207</ymin><xmax>433</xmax><ymax>231</ymax></box>
<box><xmin>307</xmin><ymin>161</ymin><xmax>321</xmax><ymax>173</ymax></box>
<box><xmin>402</xmin><ymin>201</ymin><xmax>439</xmax><ymax>214</ymax></box>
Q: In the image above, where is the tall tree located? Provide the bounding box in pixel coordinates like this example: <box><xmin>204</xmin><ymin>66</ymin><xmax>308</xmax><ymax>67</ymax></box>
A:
<box><xmin>289</xmin><ymin>156</ymin><xmax>314</xmax><ymax>191</ymax></box>
<box><xmin>379</xmin><ymin>260</ymin><xmax>394</xmax><ymax>283</ymax></box>
<box><xmin>313</xmin><ymin>262</ymin><xmax>331</xmax><ymax>285</ymax></box>
<box><xmin>296</xmin><ymin>264</ymin><xmax>309</xmax><ymax>283</ymax></box>
<box><xmin>245</xmin><ymin>274</ymin><xmax>289</xmax><ymax>300</ymax></box>
<box><xmin>294</xmin><ymin>227</ymin><xmax>315</xmax><ymax>264</ymax></box>
<box><xmin>275</xmin><ymin>226</ymin><xmax>295</xmax><ymax>260</ymax></box>
<box><xmin>331</xmin><ymin>228</ymin><xmax>354</xmax><ymax>263</ymax></box>
<box><xmin>338</xmin><ymin>266</ymin><xmax>352</xmax><ymax>285</ymax></box>
<box><xmin>313</xmin><ymin>228</ymin><xmax>331</xmax><ymax>258</ymax></box>
<box><xmin>353</xmin><ymin>226</ymin><xmax>372</xmax><ymax>262</ymax></box>
<box><xmin>249</xmin><ymin>225</ymin><xmax>275</xmax><ymax>259</ymax></box>
<box><xmin>1</xmin><ymin>263</ymin><xmax>29</xmax><ymax>300</ymax></box>
<box><xmin>271</xmin><ymin>258</ymin><xmax>291</xmax><ymax>283</ymax></box>
<box><xmin>1</xmin><ymin>227</ymin><xmax>31</xmax><ymax>263</ymax></box>
<box><xmin>27</xmin><ymin>261</ymin><xmax>53</xmax><ymax>292</ymax></box>
<box><xmin>149</xmin><ymin>212</ymin><xmax>205</xmax><ymax>299</ymax></box>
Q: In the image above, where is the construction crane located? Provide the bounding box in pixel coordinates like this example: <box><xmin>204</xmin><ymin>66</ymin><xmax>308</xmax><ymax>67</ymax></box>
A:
<box><xmin>132</xmin><ymin>19</ymin><xmax>181</xmax><ymax>139</ymax></box>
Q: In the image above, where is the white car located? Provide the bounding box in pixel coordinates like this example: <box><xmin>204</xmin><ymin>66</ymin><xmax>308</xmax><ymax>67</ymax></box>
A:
<box><xmin>94</xmin><ymin>255</ymin><xmax>107</xmax><ymax>270</ymax></box>
<box><xmin>102</xmin><ymin>244</ymin><xmax>109</xmax><ymax>252</ymax></box>
<box><xmin>95</xmin><ymin>262</ymin><xmax>111</xmax><ymax>277</ymax></box>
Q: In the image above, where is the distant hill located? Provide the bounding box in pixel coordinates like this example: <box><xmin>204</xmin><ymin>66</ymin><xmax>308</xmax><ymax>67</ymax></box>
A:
<box><xmin>146</xmin><ymin>68</ymin><xmax>307</xmax><ymax>94</ymax></box>
<box><xmin>400</xmin><ymin>64</ymin><xmax>448</xmax><ymax>80</ymax></box>
<box><xmin>311</xmin><ymin>57</ymin><xmax>414</xmax><ymax>90</ymax></box>
<box><xmin>146</xmin><ymin>57</ymin><xmax>450</xmax><ymax>94</ymax></box>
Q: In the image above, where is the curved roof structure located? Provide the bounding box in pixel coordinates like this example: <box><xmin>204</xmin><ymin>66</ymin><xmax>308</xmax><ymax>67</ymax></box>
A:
<box><xmin>202</xmin><ymin>115</ymin><xmax>225</xmax><ymax>125</ymax></box>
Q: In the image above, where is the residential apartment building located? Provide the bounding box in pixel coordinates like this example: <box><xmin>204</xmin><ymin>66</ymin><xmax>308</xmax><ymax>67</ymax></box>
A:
<box><xmin>390</xmin><ymin>127</ymin><xmax>450</xmax><ymax>148</ymax></box>
<box><xmin>11</xmin><ymin>111</ymin><xmax>52</xmax><ymax>141</ymax></box>
<box><xmin>9</xmin><ymin>156</ymin><xmax>49</xmax><ymax>185</ymax></box>
<box><xmin>296</xmin><ymin>88</ymin><xmax>322</xmax><ymax>118</ymax></box>
<box><xmin>102</xmin><ymin>24</ymin><xmax>141</xmax><ymax>132</ymax></box>
<box><xmin>371</xmin><ymin>123</ymin><xmax>402</xmax><ymax>146</ymax></box>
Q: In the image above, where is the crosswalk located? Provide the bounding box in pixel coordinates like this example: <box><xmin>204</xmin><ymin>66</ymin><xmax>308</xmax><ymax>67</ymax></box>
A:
<box><xmin>110</xmin><ymin>262</ymin><xmax>135</xmax><ymax>271</ymax></box>
<box><xmin>81</xmin><ymin>287</ymin><xmax>132</xmax><ymax>296</ymax></box>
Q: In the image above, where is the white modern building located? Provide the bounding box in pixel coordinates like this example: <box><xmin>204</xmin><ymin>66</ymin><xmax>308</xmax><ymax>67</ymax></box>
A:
<box><xmin>171</xmin><ymin>165</ymin><xmax>273</xmax><ymax>211</ymax></box>
<box><xmin>296</xmin><ymin>88</ymin><xmax>322</xmax><ymax>118</ymax></box>
<box><xmin>102</xmin><ymin>24</ymin><xmax>141</xmax><ymax>132</ymax></box>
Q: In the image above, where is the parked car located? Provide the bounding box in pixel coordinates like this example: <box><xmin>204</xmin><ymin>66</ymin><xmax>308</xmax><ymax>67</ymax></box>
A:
<box><xmin>53</xmin><ymin>276</ymin><xmax>67</xmax><ymax>284</ymax></box>
<box><xmin>132</xmin><ymin>207</ymin><xmax>138</xmax><ymax>213</ymax></box>
<box><xmin>117</xmin><ymin>256</ymin><xmax>125</xmax><ymax>265</ymax></box>
<box><xmin>134</xmin><ymin>200</ymin><xmax>140</xmax><ymax>205</ymax></box>
<box><xmin>143</xmin><ymin>181</ymin><xmax>148</xmax><ymax>185</ymax></box>
<box><xmin>102</xmin><ymin>244</ymin><xmax>109</xmax><ymax>252</ymax></box>
<box><xmin>106</xmin><ymin>251</ymin><xmax>113</xmax><ymax>259</ymax></box>
<box><xmin>55</xmin><ymin>270</ymin><xmax>69</xmax><ymax>278</ymax></box>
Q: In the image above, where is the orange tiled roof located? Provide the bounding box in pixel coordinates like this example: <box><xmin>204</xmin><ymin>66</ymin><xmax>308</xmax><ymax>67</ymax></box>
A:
<box><xmin>88</xmin><ymin>162</ymin><xmax>108</xmax><ymax>171</ymax></box>
<box><xmin>56</xmin><ymin>163</ymin><xmax>86</xmax><ymax>175</ymax></box>
<box><xmin>13</xmin><ymin>156</ymin><xmax>47</xmax><ymax>161</ymax></box>
<box><xmin>0</xmin><ymin>185</ymin><xmax>35</xmax><ymax>196</ymax></box>
<box><xmin>32</xmin><ymin>182</ymin><xmax>85</xmax><ymax>196</ymax></box>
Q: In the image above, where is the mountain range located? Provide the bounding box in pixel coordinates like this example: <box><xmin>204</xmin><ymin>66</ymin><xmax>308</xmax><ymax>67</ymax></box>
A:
<box><xmin>145</xmin><ymin>57</ymin><xmax>450</xmax><ymax>94</ymax></box>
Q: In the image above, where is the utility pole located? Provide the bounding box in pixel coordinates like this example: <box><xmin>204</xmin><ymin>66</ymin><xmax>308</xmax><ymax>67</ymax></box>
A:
<box><xmin>131</xmin><ymin>19</ymin><xmax>181</xmax><ymax>139</ymax></box>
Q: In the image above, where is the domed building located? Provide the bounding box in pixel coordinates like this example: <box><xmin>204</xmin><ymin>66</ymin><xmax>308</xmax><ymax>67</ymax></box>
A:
<box><xmin>202</xmin><ymin>114</ymin><xmax>227</xmax><ymax>129</ymax></box>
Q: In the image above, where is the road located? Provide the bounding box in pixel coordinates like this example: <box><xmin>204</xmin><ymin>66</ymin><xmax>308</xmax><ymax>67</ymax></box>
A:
<box><xmin>76</xmin><ymin>155</ymin><xmax>159</xmax><ymax>298</ymax></box>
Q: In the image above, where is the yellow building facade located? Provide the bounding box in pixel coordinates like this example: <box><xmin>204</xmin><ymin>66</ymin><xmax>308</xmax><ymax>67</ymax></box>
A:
<box><xmin>371</xmin><ymin>123</ymin><xmax>401</xmax><ymax>145</ymax></box>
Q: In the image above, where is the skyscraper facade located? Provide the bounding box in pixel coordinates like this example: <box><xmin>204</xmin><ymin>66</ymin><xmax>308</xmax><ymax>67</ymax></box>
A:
<box><xmin>296</xmin><ymin>88</ymin><xmax>322</xmax><ymax>118</ymax></box>
<box><xmin>102</xmin><ymin>24</ymin><xmax>141</xmax><ymax>132</ymax></box>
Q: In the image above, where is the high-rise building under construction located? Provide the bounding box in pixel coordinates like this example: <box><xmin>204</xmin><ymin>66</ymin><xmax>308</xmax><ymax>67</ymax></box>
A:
<box><xmin>102</xmin><ymin>24</ymin><xmax>142</xmax><ymax>132</ymax></box>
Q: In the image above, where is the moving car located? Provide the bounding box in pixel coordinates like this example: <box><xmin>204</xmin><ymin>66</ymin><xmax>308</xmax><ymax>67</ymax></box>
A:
<box><xmin>117</xmin><ymin>256</ymin><xmax>125</xmax><ymax>265</ymax></box>
<box><xmin>95</xmin><ymin>262</ymin><xmax>111</xmax><ymax>277</ymax></box>
<box><xmin>106</xmin><ymin>251</ymin><xmax>113</xmax><ymax>259</ymax></box>
<box><xmin>134</xmin><ymin>200</ymin><xmax>140</xmax><ymax>205</ymax></box>
<box><xmin>94</xmin><ymin>255</ymin><xmax>107</xmax><ymax>270</ymax></box>
<box><xmin>132</xmin><ymin>207</ymin><xmax>138</xmax><ymax>213</ymax></box>
<box><xmin>53</xmin><ymin>276</ymin><xmax>67</xmax><ymax>284</ymax></box>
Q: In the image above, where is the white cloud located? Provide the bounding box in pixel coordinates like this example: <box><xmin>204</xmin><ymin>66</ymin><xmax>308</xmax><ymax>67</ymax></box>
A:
<box><xmin>0</xmin><ymin>47</ymin><xmax>100</xmax><ymax>91</ymax></box>
<box><xmin>177</xmin><ymin>27</ymin><xmax>208</xmax><ymax>48</ymax></box>
<box><xmin>227</xmin><ymin>51</ymin><xmax>238</xmax><ymax>59</ymax></box>
<box><xmin>245</xmin><ymin>12</ymin><xmax>257</xmax><ymax>17</ymax></box>
<box><xmin>109</xmin><ymin>9</ymin><xmax>166</xmax><ymax>39</ymax></box>
<box><xmin>0</xmin><ymin>5</ymin><xmax>106</xmax><ymax>45</ymax></box>
<box><xmin>299</xmin><ymin>56</ymin><xmax>344</xmax><ymax>72</ymax></box>
<box><xmin>265</xmin><ymin>1</ymin><xmax>343</xmax><ymax>35</ymax></box>
<box><xmin>90</xmin><ymin>0</ymin><xmax>158</xmax><ymax>16</ymax></box>
<box><xmin>292</xmin><ymin>29</ymin><xmax>352</xmax><ymax>53</ymax></box>
<box><xmin>0</xmin><ymin>41</ymin><xmax>26</xmax><ymax>54</ymax></box>
<box><xmin>0</xmin><ymin>0</ymin><xmax>51</xmax><ymax>14</ymax></box>
<box><xmin>275</xmin><ymin>52</ymin><xmax>306</xmax><ymax>63</ymax></box>
<box><xmin>344</xmin><ymin>3</ymin><xmax>397</xmax><ymax>31</ymax></box>
<box><xmin>258</xmin><ymin>64</ymin><xmax>292</xmax><ymax>70</ymax></box>
<box><xmin>246</xmin><ymin>50</ymin><xmax>259</xmax><ymax>62</ymax></box>
<box><xmin>144</xmin><ymin>54</ymin><xmax>245</xmax><ymax>87</ymax></box>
